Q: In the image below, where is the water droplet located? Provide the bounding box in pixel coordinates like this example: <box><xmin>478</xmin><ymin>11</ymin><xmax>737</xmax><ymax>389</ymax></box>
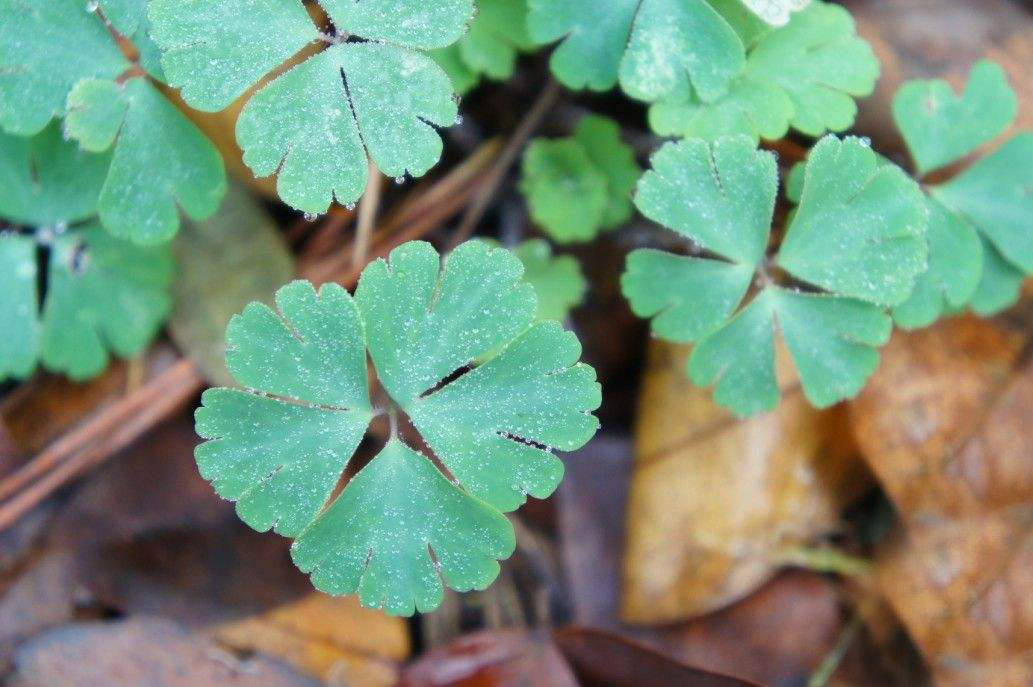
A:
<box><xmin>394</xmin><ymin>176</ymin><xmax>405</xmax><ymax>185</ymax></box>
<box><xmin>345</xmin><ymin>203</ymin><xmax>356</xmax><ymax>211</ymax></box>
<box><xmin>303</xmin><ymin>212</ymin><xmax>318</xmax><ymax>222</ymax></box>
<box><xmin>85</xmin><ymin>0</ymin><xmax>98</xmax><ymax>12</ymax></box>
<box><xmin>859</xmin><ymin>136</ymin><xmax>871</xmax><ymax>148</ymax></box>
<box><xmin>454</xmin><ymin>114</ymin><xmax>464</xmax><ymax>126</ymax></box>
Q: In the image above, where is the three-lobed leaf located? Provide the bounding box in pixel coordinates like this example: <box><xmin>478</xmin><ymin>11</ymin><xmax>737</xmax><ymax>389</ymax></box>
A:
<box><xmin>0</xmin><ymin>0</ymin><xmax>225</xmax><ymax>243</ymax></box>
<box><xmin>0</xmin><ymin>126</ymin><xmax>173</xmax><ymax>381</ymax></box>
<box><xmin>649</xmin><ymin>1</ymin><xmax>877</xmax><ymax>142</ymax></box>
<box><xmin>623</xmin><ymin>135</ymin><xmax>924</xmax><ymax>416</ymax></box>
<box><xmin>195</xmin><ymin>240</ymin><xmax>600</xmax><ymax>614</ymax></box>
<box><xmin>893</xmin><ymin>60</ymin><xmax>1032</xmax><ymax>316</ymax></box>
<box><xmin>149</xmin><ymin>0</ymin><xmax>473</xmax><ymax>214</ymax></box>
<box><xmin>519</xmin><ymin>115</ymin><xmax>640</xmax><ymax>243</ymax></box>
<box><xmin>512</xmin><ymin>240</ymin><xmax>587</xmax><ymax>321</ymax></box>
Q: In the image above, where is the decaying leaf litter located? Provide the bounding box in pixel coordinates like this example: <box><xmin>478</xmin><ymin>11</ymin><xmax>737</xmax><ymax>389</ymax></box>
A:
<box><xmin>0</xmin><ymin>0</ymin><xmax>1030</xmax><ymax>686</ymax></box>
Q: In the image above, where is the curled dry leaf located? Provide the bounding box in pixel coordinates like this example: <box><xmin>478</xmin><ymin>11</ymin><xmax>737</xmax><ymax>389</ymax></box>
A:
<box><xmin>850</xmin><ymin>315</ymin><xmax>1033</xmax><ymax>687</ymax></box>
<box><xmin>622</xmin><ymin>340</ymin><xmax>868</xmax><ymax>623</ymax></box>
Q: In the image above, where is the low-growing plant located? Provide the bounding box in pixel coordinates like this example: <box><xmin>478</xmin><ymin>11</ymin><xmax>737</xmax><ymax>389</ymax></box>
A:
<box><xmin>0</xmin><ymin>0</ymin><xmax>1029</xmax><ymax>617</ymax></box>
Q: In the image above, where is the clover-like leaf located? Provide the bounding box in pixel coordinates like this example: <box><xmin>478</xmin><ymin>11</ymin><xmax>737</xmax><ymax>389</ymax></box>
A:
<box><xmin>0</xmin><ymin>0</ymin><xmax>226</xmax><ymax>242</ymax></box>
<box><xmin>526</xmin><ymin>0</ymin><xmax>744</xmax><ymax>103</ymax></box>
<box><xmin>0</xmin><ymin>0</ymin><xmax>127</xmax><ymax>135</ymax></box>
<box><xmin>65</xmin><ymin>78</ymin><xmax>226</xmax><ymax>245</ymax></box>
<box><xmin>893</xmin><ymin>60</ymin><xmax>1017</xmax><ymax>176</ymax></box>
<box><xmin>519</xmin><ymin>115</ymin><xmax>639</xmax><ymax>242</ymax></box>
<box><xmin>149</xmin><ymin>0</ymin><xmax>473</xmax><ymax>214</ymax></box>
<box><xmin>513</xmin><ymin>239</ymin><xmax>587</xmax><ymax>321</ymax></box>
<box><xmin>776</xmin><ymin>135</ymin><xmax>928</xmax><ymax>306</ymax></box>
<box><xmin>622</xmin><ymin>135</ymin><xmax>922</xmax><ymax>415</ymax></box>
<box><xmin>931</xmin><ymin>133</ymin><xmax>1033</xmax><ymax>276</ymax></box>
<box><xmin>891</xmin><ymin>198</ymin><xmax>982</xmax><ymax>329</ymax></box>
<box><xmin>0</xmin><ymin>126</ymin><xmax>173</xmax><ymax>382</ymax></box>
<box><xmin>195</xmin><ymin>240</ymin><xmax>600</xmax><ymax>614</ymax></box>
<box><xmin>649</xmin><ymin>1</ymin><xmax>877</xmax><ymax>141</ymax></box>
<box><xmin>0</xmin><ymin>123</ymin><xmax>110</xmax><ymax>228</ymax></box>
<box><xmin>431</xmin><ymin>0</ymin><xmax>535</xmax><ymax>95</ymax></box>
<box><xmin>39</xmin><ymin>225</ymin><xmax>173</xmax><ymax>379</ymax></box>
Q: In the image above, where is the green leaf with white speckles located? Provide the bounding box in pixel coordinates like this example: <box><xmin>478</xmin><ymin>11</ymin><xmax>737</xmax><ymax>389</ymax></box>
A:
<box><xmin>0</xmin><ymin>123</ymin><xmax>110</xmax><ymax>228</ymax></box>
<box><xmin>0</xmin><ymin>0</ymin><xmax>127</xmax><ymax>136</ymax></box>
<box><xmin>648</xmin><ymin>2</ymin><xmax>877</xmax><ymax>142</ymax></box>
<box><xmin>64</xmin><ymin>78</ymin><xmax>226</xmax><ymax>245</ymax></box>
<box><xmin>149</xmin><ymin>0</ymin><xmax>472</xmax><ymax>214</ymax></box>
<box><xmin>196</xmin><ymin>240</ymin><xmax>600</xmax><ymax>614</ymax></box>
<box><xmin>893</xmin><ymin>60</ymin><xmax>1017</xmax><ymax>176</ymax></box>
<box><xmin>622</xmin><ymin>135</ymin><xmax>920</xmax><ymax>416</ymax></box>
<box><xmin>776</xmin><ymin>136</ymin><xmax>928</xmax><ymax>307</ymax></box>
<box><xmin>527</xmin><ymin>0</ymin><xmax>743</xmax><ymax>102</ymax></box>
<box><xmin>431</xmin><ymin>0</ymin><xmax>534</xmax><ymax>94</ymax></box>
<box><xmin>519</xmin><ymin>115</ymin><xmax>639</xmax><ymax>242</ymax></box>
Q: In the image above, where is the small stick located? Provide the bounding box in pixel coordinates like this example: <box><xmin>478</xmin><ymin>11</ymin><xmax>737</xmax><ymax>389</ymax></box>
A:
<box><xmin>352</xmin><ymin>159</ymin><xmax>383</xmax><ymax>270</ymax></box>
<box><xmin>447</xmin><ymin>78</ymin><xmax>562</xmax><ymax>249</ymax></box>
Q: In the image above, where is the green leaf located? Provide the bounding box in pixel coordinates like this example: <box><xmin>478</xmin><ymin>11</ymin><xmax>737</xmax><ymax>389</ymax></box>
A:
<box><xmin>622</xmin><ymin>249</ymin><xmax>754</xmax><ymax>342</ymax></box>
<box><xmin>429</xmin><ymin>45</ymin><xmax>480</xmax><ymax>95</ymax></box>
<box><xmin>777</xmin><ymin>136</ymin><xmax>928</xmax><ymax>306</ymax></box>
<box><xmin>169</xmin><ymin>183</ymin><xmax>295</xmax><ymax>386</ymax></box>
<box><xmin>0</xmin><ymin>234</ymin><xmax>39</xmax><ymax>380</ymax></box>
<box><xmin>527</xmin><ymin>0</ymin><xmax>744</xmax><ymax>102</ymax></box>
<box><xmin>64</xmin><ymin>78</ymin><xmax>226</xmax><ymax>244</ymax></box>
<box><xmin>197</xmin><ymin>281</ymin><xmax>372</xmax><ymax>537</ymax></box>
<box><xmin>891</xmin><ymin>198</ymin><xmax>982</xmax><ymax>329</ymax></box>
<box><xmin>0</xmin><ymin>0</ymin><xmax>127</xmax><ymax>135</ymax></box>
<box><xmin>573</xmin><ymin>115</ymin><xmax>641</xmax><ymax>227</ymax></box>
<box><xmin>688</xmin><ymin>288</ymin><xmax>890</xmax><ymax>416</ymax></box>
<box><xmin>0</xmin><ymin>123</ymin><xmax>110</xmax><ymax>227</ymax></box>
<box><xmin>431</xmin><ymin>0</ymin><xmax>534</xmax><ymax>92</ymax></box>
<box><xmin>291</xmin><ymin>439</ymin><xmax>514</xmax><ymax>616</ymax></box>
<box><xmin>0</xmin><ymin>127</ymin><xmax>173</xmax><ymax>382</ymax></box>
<box><xmin>39</xmin><ymin>224</ymin><xmax>173</xmax><ymax>380</ymax></box>
<box><xmin>969</xmin><ymin>234</ymin><xmax>1025</xmax><ymax>316</ymax></box>
<box><xmin>195</xmin><ymin>240</ymin><xmax>599</xmax><ymax>613</ymax></box>
<box><xmin>931</xmin><ymin>133</ymin><xmax>1033</xmax><ymax>274</ymax></box>
<box><xmin>520</xmin><ymin>140</ymin><xmax>605</xmax><ymax>242</ymax></box>
<box><xmin>149</xmin><ymin>0</ymin><xmax>472</xmax><ymax>214</ymax></box>
<box><xmin>893</xmin><ymin>60</ymin><xmax>1017</xmax><ymax>176</ymax></box>
<box><xmin>635</xmin><ymin>136</ymin><xmax>777</xmax><ymax>265</ymax></box>
<box><xmin>648</xmin><ymin>2</ymin><xmax>878</xmax><ymax>141</ymax></box>
<box><xmin>519</xmin><ymin>115</ymin><xmax>638</xmax><ymax>243</ymax></box>
<box><xmin>512</xmin><ymin>239</ymin><xmax>586</xmax><ymax>321</ymax></box>
<box><xmin>623</xmin><ymin>135</ymin><xmax>922</xmax><ymax>415</ymax></box>
<box><xmin>98</xmin><ymin>0</ymin><xmax>166</xmax><ymax>80</ymax></box>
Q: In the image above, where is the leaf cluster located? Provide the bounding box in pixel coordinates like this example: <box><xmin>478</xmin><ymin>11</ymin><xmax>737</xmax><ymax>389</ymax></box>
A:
<box><xmin>196</xmin><ymin>241</ymin><xmax>600</xmax><ymax>615</ymax></box>
<box><xmin>519</xmin><ymin>115</ymin><xmax>640</xmax><ymax>243</ymax></box>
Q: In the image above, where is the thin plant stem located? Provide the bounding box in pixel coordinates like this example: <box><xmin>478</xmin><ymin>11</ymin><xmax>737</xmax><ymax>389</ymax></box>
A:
<box><xmin>352</xmin><ymin>159</ymin><xmax>383</xmax><ymax>270</ymax></box>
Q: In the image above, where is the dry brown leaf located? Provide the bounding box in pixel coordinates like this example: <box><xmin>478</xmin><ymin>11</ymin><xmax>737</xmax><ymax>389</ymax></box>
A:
<box><xmin>9</xmin><ymin>617</ymin><xmax>320</xmax><ymax>687</ymax></box>
<box><xmin>400</xmin><ymin>630</ymin><xmax>578</xmax><ymax>687</ymax></box>
<box><xmin>849</xmin><ymin>0</ymin><xmax>1033</xmax><ymax>152</ymax></box>
<box><xmin>621</xmin><ymin>341</ymin><xmax>868</xmax><ymax>624</ymax></box>
<box><xmin>211</xmin><ymin>592</ymin><xmax>409</xmax><ymax>687</ymax></box>
<box><xmin>850</xmin><ymin>315</ymin><xmax>1033</xmax><ymax>687</ymax></box>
